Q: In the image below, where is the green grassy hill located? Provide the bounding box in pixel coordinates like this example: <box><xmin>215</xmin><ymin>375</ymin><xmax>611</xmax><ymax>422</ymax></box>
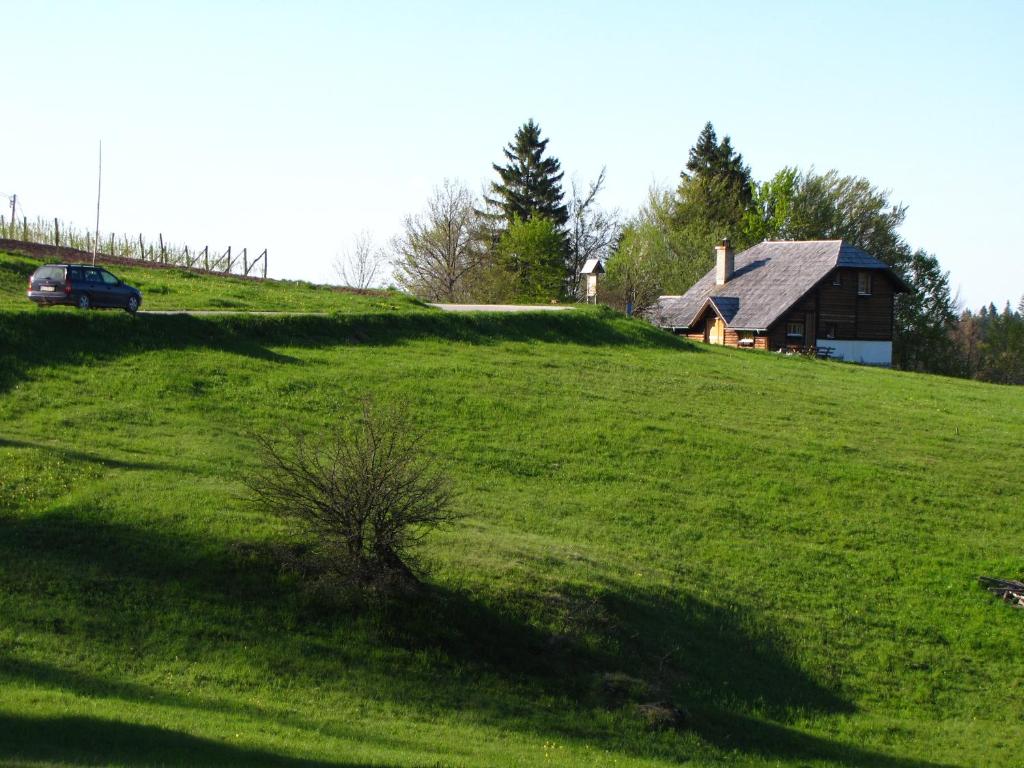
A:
<box><xmin>0</xmin><ymin>250</ymin><xmax>423</xmax><ymax>313</ymax></box>
<box><xmin>1</xmin><ymin>251</ymin><xmax>1022</xmax><ymax>767</ymax></box>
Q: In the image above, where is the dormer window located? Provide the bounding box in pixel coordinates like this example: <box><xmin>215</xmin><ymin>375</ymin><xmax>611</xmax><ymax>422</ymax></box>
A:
<box><xmin>858</xmin><ymin>272</ymin><xmax>872</xmax><ymax>296</ymax></box>
<box><xmin>832</xmin><ymin>271</ymin><xmax>842</xmax><ymax>287</ymax></box>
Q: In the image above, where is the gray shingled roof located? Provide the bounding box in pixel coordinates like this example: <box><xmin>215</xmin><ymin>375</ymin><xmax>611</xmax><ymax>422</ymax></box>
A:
<box><xmin>654</xmin><ymin>240</ymin><xmax>908</xmax><ymax>331</ymax></box>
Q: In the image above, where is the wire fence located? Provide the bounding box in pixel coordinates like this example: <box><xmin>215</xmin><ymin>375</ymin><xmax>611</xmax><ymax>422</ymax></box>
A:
<box><xmin>0</xmin><ymin>214</ymin><xmax>267</xmax><ymax>278</ymax></box>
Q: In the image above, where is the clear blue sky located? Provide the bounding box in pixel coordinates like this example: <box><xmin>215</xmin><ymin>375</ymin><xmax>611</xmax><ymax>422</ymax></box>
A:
<box><xmin>3</xmin><ymin>0</ymin><xmax>1022</xmax><ymax>308</ymax></box>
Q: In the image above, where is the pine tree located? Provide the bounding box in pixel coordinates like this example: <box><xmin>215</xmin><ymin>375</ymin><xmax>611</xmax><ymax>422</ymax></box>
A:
<box><xmin>682</xmin><ymin>121</ymin><xmax>753</xmax><ymax>205</ymax></box>
<box><xmin>484</xmin><ymin>119</ymin><xmax>568</xmax><ymax>228</ymax></box>
<box><xmin>685</xmin><ymin>122</ymin><xmax>721</xmax><ymax>178</ymax></box>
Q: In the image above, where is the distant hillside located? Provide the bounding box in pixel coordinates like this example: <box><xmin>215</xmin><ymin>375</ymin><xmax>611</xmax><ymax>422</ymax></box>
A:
<box><xmin>1</xmin><ymin>250</ymin><xmax>1022</xmax><ymax>767</ymax></box>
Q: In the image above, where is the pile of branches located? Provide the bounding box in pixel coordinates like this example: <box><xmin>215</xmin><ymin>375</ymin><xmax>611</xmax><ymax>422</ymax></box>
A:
<box><xmin>979</xmin><ymin>577</ymin><xmax>1024</xmax><ymax>608</ymax></box>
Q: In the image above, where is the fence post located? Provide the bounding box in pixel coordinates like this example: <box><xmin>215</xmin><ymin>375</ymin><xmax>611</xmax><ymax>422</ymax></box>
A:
<box><xmin>138</xmin><ymin>234</ymin><xmax>144</xmax><ymax>261</ymax></box>
<box><xmin>242</xmin><ymin>248</ymin><xmax>248</xmax><ymax>276</ymax></box>
<box><xmin>263</xmin><ymin>249</ymin><xmax>267</xmax><ymax>278</ymax></box>
<box><xmin>203</xmin><ymin>246</ymin><xmax>209</xmax><ymax>271</ymax></box>
<box><xmin>22</xmin><ymin>217</ymin><xmax>27</xmax><ymax>241</ymax></box>
<box><xmin>54</xmin><ymin>218</ymin><xmax>60</xmax><ymax>247</ymax></box>
<box><xmin>108</xmin><ymin>233</ymin><xmax>114</xmax><ymax>256</ymax></box>
<box><xmin>159</xmin><ymin>233</ymin><xmax>165</xmax><ymax>263</ymax></box>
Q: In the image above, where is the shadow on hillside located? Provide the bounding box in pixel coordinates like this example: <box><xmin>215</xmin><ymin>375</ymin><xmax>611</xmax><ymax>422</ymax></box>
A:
<box><xmin>0</xmin><ymin>713</ymin><xmax>376</xmax><ymax>768</ymax></box>
<box><xmin>0</xmin><ymin>510</ymin><xmax>953</xmax><ymax>768</ymax></box>
<box><xmin>694</xmin><ymin>711</ymin><xmax>959</xmax><ymax>768</ymax></box>
<box><xmin>0</xmin><ymin>309</ymin><xmax>696</xmax><ymax>393</ymax></box>
<box><xmin>0</xmin><ymin>436</ymin><xmax>177</xmax><ymax>472</ymax></box>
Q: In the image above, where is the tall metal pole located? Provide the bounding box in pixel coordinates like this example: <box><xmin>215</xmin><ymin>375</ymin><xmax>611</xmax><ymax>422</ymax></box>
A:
<box><xmin>92</xmin><ymin>140</ymin><xmax>102</xmax><ymax>265</ymax></box>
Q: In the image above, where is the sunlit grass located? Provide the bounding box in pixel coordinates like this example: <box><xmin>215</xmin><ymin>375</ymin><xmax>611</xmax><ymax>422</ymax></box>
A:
<box><xmin>0</xmin><ymin>249</ymin><xmax>1022</xmax><ymax>766</ymax></box>
<box><xmin>0</xmin><ymin>250</ymin><xmax>423</xmax><ymax>313</ymax></box>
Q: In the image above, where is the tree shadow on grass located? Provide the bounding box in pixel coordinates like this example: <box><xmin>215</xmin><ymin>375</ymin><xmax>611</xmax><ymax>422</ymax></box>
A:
<box><xmin>0</xmin><ymin>436</ymin><xmax>179</xmax><ymax>472</ymax></box>
<box><xmin>0</xmin><ymin>308</ymin><xmax>698</xmax><ymax>393</ymax></box>
<box><xmin>0</xmin><ymin>511</ymin><xmax>955</xmax><ymax>768</ymax></box>
<box><xmin>693</xmin><ymin>710</ymin><xmax>960</xmax><ymax>768</ymax></box>
<box><xmin>0</xmin><ymin>713</ymin><xmax>376</xmax><ymax>768</ymax></box>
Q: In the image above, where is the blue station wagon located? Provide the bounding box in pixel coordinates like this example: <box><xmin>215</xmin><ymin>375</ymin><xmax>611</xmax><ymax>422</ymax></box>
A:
<box><xmin>27</xmin><ymin>264</ymin><xmax>143</xmax><ymax>314</ymax></box>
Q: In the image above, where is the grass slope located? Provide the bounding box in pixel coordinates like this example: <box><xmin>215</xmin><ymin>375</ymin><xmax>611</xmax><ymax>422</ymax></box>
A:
<box><xmin>1</xmin><ymin>254</ymin><xmax>1023</xmax><ymax>767</ymax></box>
<box><xmin>0</xmin><ymin>251</ymin><xmax>423</xmax><ymax>313</ymax></box>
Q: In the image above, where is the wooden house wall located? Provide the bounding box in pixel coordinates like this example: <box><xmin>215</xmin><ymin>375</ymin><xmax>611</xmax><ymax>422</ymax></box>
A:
<box><xmin>766</xmin><ymin>269</ymin><xmax>897</xmax><ymax>349</ymax></box>
<box><xmin>679</xmin><ymin>327</ymin><xmax>768</xmax><ymax>349</ymax></box>
<box><xmin>853</xmin><ymin>274</ymin><xmax>896</xmax><ymax>340</ymax></box>
<box><xmin>817</xmin><ymin>274</ymin><xmax>857</xmax><ymax>338</ymax></box>
<box><xmin>767</xmin><ymin>294</ymin><xmax>818</xmax><ymax>349</ymax></box>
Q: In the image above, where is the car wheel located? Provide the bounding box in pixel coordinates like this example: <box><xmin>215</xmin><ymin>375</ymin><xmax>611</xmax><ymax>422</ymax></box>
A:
<box><xmin>77</xmin><ymin>294</ymin><xmax>91</xmax><ymax>310</ymax></box>
<box><xmin>125</xmin><ymin>295</ymin><xmax>139</xmax><ymax>314</ymax></box>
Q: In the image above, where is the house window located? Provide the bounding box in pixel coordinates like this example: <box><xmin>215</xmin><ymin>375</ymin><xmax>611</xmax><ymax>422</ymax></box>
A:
<box><xmin>832</xmin><ymin>271</ymin><xmax>842</xmax><ymax>287</ymax></box>
<box><xmin>824</xmin><ymin>322</ymin><xmax>838</xmax><ymax>340</ymax></box>
<box><xmin>858</xmin><ymin>272</ymin><xmax>872</xmax><ymax>296</ymax></box>
<box><xmin>786</xmin><ymin>321</ymin><xmax>804</xmax><ymax>339</ymax></box>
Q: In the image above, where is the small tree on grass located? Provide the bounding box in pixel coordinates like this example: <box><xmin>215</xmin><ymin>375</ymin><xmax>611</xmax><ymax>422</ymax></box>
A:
<box><xmin>247</xmin><ymin>401</ymin><xmax>456</xmax><ymax>597</ymax></box>
<box><xmin>334</xmin><ymin>231</ymin><xmax>387</xmax><ymax>290</ymax></box>
<box><xmin>497</xmin><ymin>216</ymin><xmax>566</xmax><ymax>302</ymax></box>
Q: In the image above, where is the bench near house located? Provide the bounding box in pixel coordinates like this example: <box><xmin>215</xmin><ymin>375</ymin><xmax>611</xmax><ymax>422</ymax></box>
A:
<box><xmin>652</xmin><ymin>239</ymin><xmax>911</xmax><ymax>366</ymax></box>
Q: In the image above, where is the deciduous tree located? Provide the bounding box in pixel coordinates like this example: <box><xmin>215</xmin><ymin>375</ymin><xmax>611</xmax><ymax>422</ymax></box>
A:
<box><xmin>566</xmin><ymin>168</ymin><xmax>619</xmax><ymax>299</ymax></box>
<box><xmin>392</xmin><ymin>180</ymin><xmax>486</xmax><ymax>301</ymax></box>
<box><xmin>496</xmin><ymin>216</ymin><xmax>565</xmax><ymax>302</ymax></box>
<box><xmin>334</xmin><ymin>231</ymin><xmax>386</xmax><ymax>290</ymax></box>
<box><xmin>892</xmin><ymin>249</ymin><xmax>960</xmax><ymax>374</ymax></box>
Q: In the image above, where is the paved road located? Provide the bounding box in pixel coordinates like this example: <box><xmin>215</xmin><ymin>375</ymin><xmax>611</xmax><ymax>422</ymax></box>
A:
<box><xmin>140</xmin><ymin>306</ymin><xmax>573</xmax><ymax>315</ymax></box>
<box><xmin>429</xmin><ymin>303</ymin><xmax>573</xmax><ymax>312</ymax></box>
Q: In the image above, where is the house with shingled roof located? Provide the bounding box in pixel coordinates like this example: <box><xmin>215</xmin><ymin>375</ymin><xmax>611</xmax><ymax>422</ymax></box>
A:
<box><xmin>652</xmin><ymin>239</ymin><xmax>911</xmax><ymax>365</ymax></box>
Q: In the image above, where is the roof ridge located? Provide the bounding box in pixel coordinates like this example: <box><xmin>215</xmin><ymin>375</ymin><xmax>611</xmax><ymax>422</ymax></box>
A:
<box><xmin>761</xmin><ymin>238</ymin><xmax>843</xmax><ymax>244</ymax></box>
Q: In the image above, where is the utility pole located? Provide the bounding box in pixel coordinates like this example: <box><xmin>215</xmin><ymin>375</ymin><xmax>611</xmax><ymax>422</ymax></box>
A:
<box><xmin>92</xmin><ymin>140</ymin><xmax>102</xmax><ymax>265</ymax></box>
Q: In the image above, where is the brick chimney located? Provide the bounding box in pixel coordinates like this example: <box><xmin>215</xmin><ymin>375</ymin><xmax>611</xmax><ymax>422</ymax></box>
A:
<box><xmin>715</xmin><ymin>238</ymin><xmax>734</xmax><ymax>286</ymax></box>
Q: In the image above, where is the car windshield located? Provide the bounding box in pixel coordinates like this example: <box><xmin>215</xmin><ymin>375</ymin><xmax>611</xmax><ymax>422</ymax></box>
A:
<box><xmin>33</xmin><ymin>266</ymin><xmax>65</xmax><ymax>281</ymax></box>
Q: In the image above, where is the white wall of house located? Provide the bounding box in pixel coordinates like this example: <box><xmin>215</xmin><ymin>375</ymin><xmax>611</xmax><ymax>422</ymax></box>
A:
<box><xmin>817</xmin><ymin>339</ymin><xmax>893</xmax><ymax>366</ymax></box>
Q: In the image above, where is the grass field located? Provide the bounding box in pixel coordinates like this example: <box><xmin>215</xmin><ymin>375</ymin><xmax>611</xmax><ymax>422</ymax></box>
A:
<box><xmin>1</xmin><ymin>251</ymin><xmax>1022</xmax><ymax>767</ymax></box>
<box><xmin>0</xmin><ymin>251</ymin><xmax>423</xmax><ymax>313</ymax></box>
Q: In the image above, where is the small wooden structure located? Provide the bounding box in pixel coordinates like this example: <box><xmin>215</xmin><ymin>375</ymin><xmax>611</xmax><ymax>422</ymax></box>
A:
<box><xmin>581</xmin><ymin>258</ymin><xmax>605</xmax><ymax>304</ymax></box>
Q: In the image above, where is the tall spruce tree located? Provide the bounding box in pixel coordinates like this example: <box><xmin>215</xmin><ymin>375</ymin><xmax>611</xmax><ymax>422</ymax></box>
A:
<box><xmin>484</xmin><ymin>119</ymin><xmax>568</xmax><ymax>228</ymax></box>
<box><xmin>683</xmin><ymin>121</ymin><xmax>754</xmax><ymax>206</ymax></box>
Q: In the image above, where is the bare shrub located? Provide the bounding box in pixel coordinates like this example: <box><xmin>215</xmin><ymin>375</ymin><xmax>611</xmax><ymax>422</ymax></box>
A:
<box><xmin>246</xmin><ymin>401</ymin><xmax>456</xmax><ymax>597</ymax></box>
